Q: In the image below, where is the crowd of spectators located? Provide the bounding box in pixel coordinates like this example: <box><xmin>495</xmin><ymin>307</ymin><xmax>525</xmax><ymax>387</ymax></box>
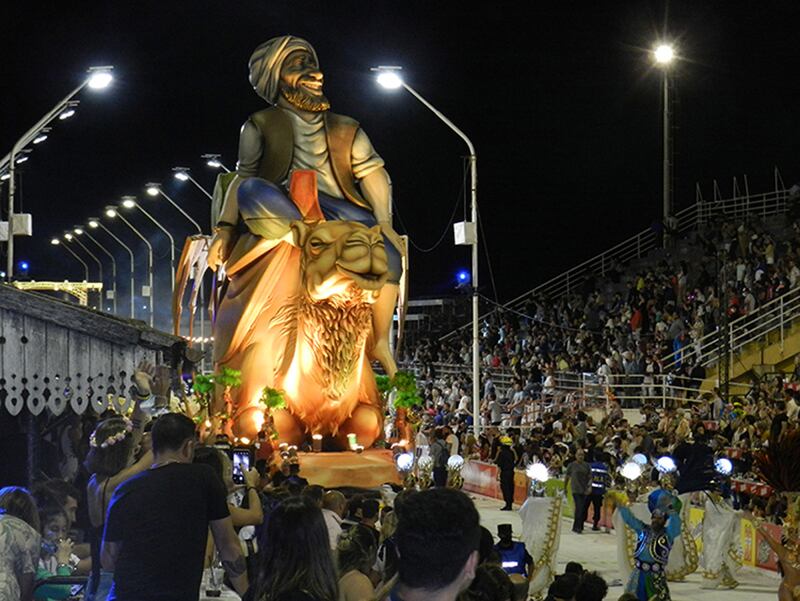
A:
<box><xmin>402</xmin><ymin>215</ymin><xmax>800</xmax><ymax>410</ymax></box>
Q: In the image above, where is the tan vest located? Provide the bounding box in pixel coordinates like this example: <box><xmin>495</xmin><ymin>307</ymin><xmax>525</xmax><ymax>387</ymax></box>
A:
<box><xmin>248</xmin><ymin>107</ymin><xmax>370</xmax><ymax>210</ymax></box>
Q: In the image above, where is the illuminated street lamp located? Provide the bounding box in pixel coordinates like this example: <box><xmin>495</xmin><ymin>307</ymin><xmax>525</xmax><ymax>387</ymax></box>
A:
<box><xmin>106</xmin><ymin>205</ymin><xmax>155</xmax><ymax>327</ymax></box>
<box><xmin>5</xmin><ymin>65</ymin><xmax>114</xmax><ymax>280</ymax></box>
<box><xmin>76</xmin><ymin>225</ymin><xmax>117</xmax><ymax>314</ymax></box>
<box><xmin>653</xmin><ymin>43</ymin><xmax>675</xmax><ymax>245</ymax></box>
<box><xmin>50</xmin><ymin>237</ymin><xmax>88</xmax><ymax>281</ymax></box>
<box><xmin>144</xmin><ymin>183</ymin><xmax>203</xmax><ymax>234</ymax></box>
<box><xmin>89</xmin><ymin>216</ymin><xmax>135</xmax><ymax>319</ymax></box>
<box><xmin>173</xmin><ymin>167</ymin><xmax>213</xmax><ymax>203</ymax></box>
<box><xmin>201</xmin><ymin>153</ymin><xmax>231</xmax><ymax>173</ymax></box>
<box><xmin>373</xmin><ymin>64</ymin><xmax>481</xmax><ymax>436</ymax></box>
<box><xmin>120</xmin><ymin>196</ymin><xmax>176</xmax><ymax>294</ymax></box>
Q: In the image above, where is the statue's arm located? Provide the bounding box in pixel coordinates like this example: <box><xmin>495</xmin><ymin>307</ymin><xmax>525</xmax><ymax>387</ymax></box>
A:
<box><xmin>355</xmin><ymin>128</ymin><xmax>405</xmax><ymax>256</ymax></box>
<box><xmin>209</xmin><ymin>120</ymin><xmax>264</xmax><ymax>271</ymax></box>
<box><xmin>217</xmin><ymin>120</ymin><xmax>264</xmax><ymax>226</ymax></box>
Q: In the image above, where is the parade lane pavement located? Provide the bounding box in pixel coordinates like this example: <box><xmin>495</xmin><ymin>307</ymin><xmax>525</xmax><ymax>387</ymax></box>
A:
<box><xmin>470</xmin><ymin>493</ymin><xmax>780</xmax><ymax>601</ymax></box>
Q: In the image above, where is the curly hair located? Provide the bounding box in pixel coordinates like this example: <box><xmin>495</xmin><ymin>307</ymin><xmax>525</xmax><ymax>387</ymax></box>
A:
<box><xmin>0</xmin><ymin>486</ymin><xmax>40</xmax><ymax>532</ymax></box>
<box><xmin>337</xmin><ymin>525</ymin><xmax>377</xmax><ymax>575</ymax></box>
<box><xmin>84</xmin><ymin>416</ymin><xmax>135</xmax><ymax>477</ymax></box>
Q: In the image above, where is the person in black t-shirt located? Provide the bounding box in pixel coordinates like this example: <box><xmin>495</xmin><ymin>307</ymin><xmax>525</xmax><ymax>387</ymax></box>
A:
<box><xmin>101</xmin><ymin>413</ymin><xmax>248</xmax><ymax>601</ymax></box>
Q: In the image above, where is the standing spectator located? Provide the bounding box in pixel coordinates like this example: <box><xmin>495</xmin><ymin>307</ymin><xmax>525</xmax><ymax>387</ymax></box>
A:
<box><xmin>85</xmin><ymin>364</ymin><xmax>159</xmax><ymax>601</ymax></box>
<box><xmin>0</xmin><ymin>487</ymin><xmax>41</xmax><ymax>601</ymax></box>
<box><xmin>586</xmin><ymin>451</ymin><xmax>610</xmax><ymax>532</ymax></box>
<box><xmin>494</xmin><ymin>437</ymin><xmax>518</xmax><ymax>511</ymax></box>
<box><xmin>564</xmin><ymin>449</ymin><xmax>592</xmax><ymax>534</ymax></box>
<box><xmin>101</xmin><ymin>413</ymin><xmax>248</xmax><ymax>600</ymax></box>
<box><xmin>430</xmin><ymin>428</ymin><xmax>450</xmax><ymax>487</ymax></box>
<box><xmin>393</xmin><ymin>488</ymin><xmax>480</xmax><ymax>601</ymax></box>
<box><xmin>446</xmin><ymin>425</ymin><xmax>460</xmax><ymax>456</ymax></box>
<box><xmin>336</xmin><ymin>526</ymin><xmax>378</xmax><ymax>601</ymax></box>
<box><xmin>246</xmin><ymin>496</ymin><xmax>338</xmax><ymax>601</ymax></box>
<box><xmin>321</xmin><ymin>491</ymin><xmax>346</xmax><ymax>551</ymax></box>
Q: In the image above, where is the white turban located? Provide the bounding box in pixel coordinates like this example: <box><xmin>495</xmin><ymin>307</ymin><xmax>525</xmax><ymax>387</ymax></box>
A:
<box><xmin>248</xmin><ymin>35</ymin><xmax>319</xmax><ymax>104</ymax></box>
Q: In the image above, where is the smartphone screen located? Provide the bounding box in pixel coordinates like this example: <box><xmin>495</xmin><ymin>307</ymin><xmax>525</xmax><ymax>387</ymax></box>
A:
<box><xmin>231</xmin><ymin>448</ymin><xmax>252</xmax><ymax>485</ymax></box>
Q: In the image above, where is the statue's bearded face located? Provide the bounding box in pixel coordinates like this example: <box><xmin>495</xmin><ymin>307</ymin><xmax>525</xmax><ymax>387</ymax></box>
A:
<box><xmin>279</xmin><ymin>50</ymin><xmax>330</xmax><ymax>113</ymax></box>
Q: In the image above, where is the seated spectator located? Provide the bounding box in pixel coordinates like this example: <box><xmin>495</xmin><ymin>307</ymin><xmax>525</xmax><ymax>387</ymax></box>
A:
<box><xmin>336</xmin><ymin>526</ymin><xmax>378</xmax><ymax>601</ymax></box>
<box><xmin>0</xmin><ymin>486</ymin><xmax>41</xmax><ymax>601</ymax></box>
<box><xmin>35</xmin><ymin>505</ymin><xmax>77</xmax><ymax>601</ymax></box>
<box><xmin>246</xmin><ymin>496</ymin><xmax>338</xmax><ymax>601</ymax></box>
<box><xmin>393</xmin><ymin>488</ymin><xmax>481</xmax><ymax>601</ymax></box>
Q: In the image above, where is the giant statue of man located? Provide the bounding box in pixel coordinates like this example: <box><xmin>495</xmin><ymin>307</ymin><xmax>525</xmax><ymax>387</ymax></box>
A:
<box><xmin>208</xmin><ymin>35</ymin><xmax>403</xmax><ymax>378</ymax></box>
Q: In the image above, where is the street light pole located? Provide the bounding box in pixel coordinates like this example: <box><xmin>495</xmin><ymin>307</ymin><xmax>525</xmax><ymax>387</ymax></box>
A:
<box><xmin>122</xmin><ymin>196</ymin><xmax>176</xmax><ymax>294</ymax></box>
<box><xmin>145</xmin><ymin>184</ymin><xmax>203</xmax><ymax>234</ymax></box>
<box><xmin>50</xmin><ymin>238</ymin><xmax>88</xmax><ymax>281</ymax></box>
<box><xmin>5</xmin><ymin>67</ymin><xmax>113</xmax><ymax>280</ymax></box>
<box><xmin>654</xmin><ymin>44</ymin><xmax>674</xmax><ymax>247</ymax></box>
<box><xmin>107</xmin><ymin>207</ymin><xmax>154</xmax><ymax>327</ymax></box>
<box><xmin>90</xmin><ymin>218</ymin><xmax>135</xmax><ymax>319</ymax></box>
<box><xmin>80</xmin><ymin>226</ymin><xmax>117</xmax><ymax>314</ymax></box>
<box><xmin>64</xmin><ymin>232</ymin><xmax>102</xmax><ymax>307</ymax></box>
<box><xmin>373</xmin><ymin>66</ymin><xmax>481</xmax><ymax>436</ymax></box>
<box><xmin>173</xmin><ymin>167</ymin><xmax>214</xmax><ymax>203</ymax></box>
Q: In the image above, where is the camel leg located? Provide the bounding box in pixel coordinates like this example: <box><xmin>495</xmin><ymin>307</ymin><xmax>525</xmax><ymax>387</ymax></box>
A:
<box><xmin>370</xmin><ymin>283</ymin><xmax>398</xmax><ymax>378</ymax></box>
<box><xmin>335</xmin><ymin>403</ymin><xmax>383</xmax><ymax>450</ymax></box>
<box><xmin>271</xmin><ymin>408</ymin><xmax>306</xmax><ymax>447</ymax></box>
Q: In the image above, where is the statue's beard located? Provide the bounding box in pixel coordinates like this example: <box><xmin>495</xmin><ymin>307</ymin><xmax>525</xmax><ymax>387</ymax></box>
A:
<box><xmin>281</xmin><ymin>86</ymin><xmax>330</xmax><ymax>113</ymax></box>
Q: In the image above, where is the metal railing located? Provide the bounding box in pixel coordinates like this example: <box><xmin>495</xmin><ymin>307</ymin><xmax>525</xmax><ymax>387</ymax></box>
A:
<box><xmin>661</xmin><ymin>285</ymin><xmax>800</xmax><ymax>372</ymax></box>
<box><xmin>398</xmin><ymin>360</ymin><xmax>751</xmax><ymax>413</ymax></box>
<box><xmin>441</xmin><ymin>172</ymin><xmax>792</xmax><ymax>341</ymax></box>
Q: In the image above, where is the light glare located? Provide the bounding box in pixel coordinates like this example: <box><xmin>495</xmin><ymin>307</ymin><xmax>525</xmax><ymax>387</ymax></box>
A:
<box><xmin>87</xmin><ymin>71</ymin><xmax>113</xmax><ymax>90</ymax></box>
<box><xmin>656</xmin><ymin>456</ymin><xmax>677</xmax><ymax>474</ymax></box>
<box><xmin>715</xmin><ymin>457</ymin><xmax>733</xmax><ymax>476</ymax></box>
<box><xmin>654</xmin><ymin>45</ymin><xmax>674</xmax><ymax>65</ymax></box>
<box><xmin>64</xmin><ymin>233</ymin><xmax>73</xmax><ymax>240</ymax></box>
<box><xmin>621</xmin><ymin>462</ymin><xmax>643</xmax><ymax>481</ymax></box>
<box><xmin>396</xmin><ymin>452</ymin><xmax>414</xmax><ymax>472</ymax></box>
<box><xmin>377</xmin><ymin>71</ymin><xmax>403</xmax><ymax>89</ymax></box>
<box><xmin>74</xmin><ymin>227</ymin><xmax>84</xmax><ymax>235</ymax></box>
<box><xmin>526</xmin><ymin>462</ymin><xmax>549</xmax><ymax>482</ymax></box>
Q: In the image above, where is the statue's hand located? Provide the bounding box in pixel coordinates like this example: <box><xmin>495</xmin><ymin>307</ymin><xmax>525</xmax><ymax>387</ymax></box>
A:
<box><xmin>380</xmin><ymin>223</ymin><xmax>405</xmax><ymax>258</ymax></box>
<box><xmin>208</xmin><ymin>229</ymin><xmax>234</xmax><ymax>272</ymax></box>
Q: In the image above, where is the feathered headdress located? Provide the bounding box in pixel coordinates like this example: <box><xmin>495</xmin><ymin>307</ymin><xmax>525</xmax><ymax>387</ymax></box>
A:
<box><xmin>754</xmin><ymin>428</ymin><xmax>800</xmax><ymax>492</ymax></box>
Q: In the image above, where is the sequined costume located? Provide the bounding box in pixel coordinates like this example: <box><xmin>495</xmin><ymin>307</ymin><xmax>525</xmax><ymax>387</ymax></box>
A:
<box><xmin>618</xmin><ymin>492</ymin><xmax>681</xmax><ymax>601</ymax></box>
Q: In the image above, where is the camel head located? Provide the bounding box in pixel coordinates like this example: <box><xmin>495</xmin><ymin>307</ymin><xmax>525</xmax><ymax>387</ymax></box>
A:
<box><xmin>293</xmin><ymin>220</ymin><xmax>389</xmax><ymax>303</ymax></box>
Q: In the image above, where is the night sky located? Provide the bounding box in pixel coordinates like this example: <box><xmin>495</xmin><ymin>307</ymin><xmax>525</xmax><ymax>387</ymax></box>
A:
<box><xmin>4</xmin><ymin>1</ymin><xmax>800</xmax><ymax>327</ymax></box>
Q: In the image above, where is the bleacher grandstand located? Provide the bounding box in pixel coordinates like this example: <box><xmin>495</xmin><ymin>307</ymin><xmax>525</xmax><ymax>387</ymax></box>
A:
<box><xmin>401</xmin><ymin>168</ymin><xmax>800</xmax><ymax>421</ymax></box>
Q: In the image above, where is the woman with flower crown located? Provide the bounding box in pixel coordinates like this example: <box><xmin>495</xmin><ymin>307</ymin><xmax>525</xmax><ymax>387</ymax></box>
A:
<box><xmin>83</xmin><ymin>362</ymin><xmax>163</xmax><ymax>601</ymax></box>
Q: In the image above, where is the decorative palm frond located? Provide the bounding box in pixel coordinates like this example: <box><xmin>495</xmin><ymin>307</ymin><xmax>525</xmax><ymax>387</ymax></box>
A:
<box><xmin>754</xmin><ymin>428</ymin><xmax>800</xmax><ymax>493</ymax></box>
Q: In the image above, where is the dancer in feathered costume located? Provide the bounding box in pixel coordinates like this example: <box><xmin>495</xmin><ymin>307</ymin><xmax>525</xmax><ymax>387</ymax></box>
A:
<box><xmin>612</xmin><ymin>489</ymin><xmax>682</xmax><ymax>601</ymax></box>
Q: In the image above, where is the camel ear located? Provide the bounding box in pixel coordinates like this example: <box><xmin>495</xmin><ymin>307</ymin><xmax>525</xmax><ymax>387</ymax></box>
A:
<box><xmin>291</xmin><ymin>220</ymin><xmax>312</xmax><ymax>247</ymax></box>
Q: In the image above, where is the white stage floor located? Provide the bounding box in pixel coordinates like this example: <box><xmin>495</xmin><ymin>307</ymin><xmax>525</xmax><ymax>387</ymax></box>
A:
<box><xmin>472</xmin><ymin>493</ymin><xmax>780</xmax><ymax>601</ymax></box>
